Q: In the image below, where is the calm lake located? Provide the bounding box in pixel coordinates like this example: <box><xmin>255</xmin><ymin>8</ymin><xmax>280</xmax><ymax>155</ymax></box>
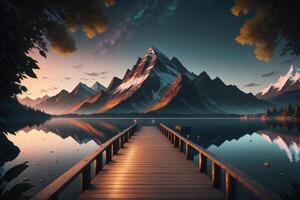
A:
<box><xmin>1</xmin><ymin>118</ymin><xmax>300</xmax><ymax>199</ymax></box>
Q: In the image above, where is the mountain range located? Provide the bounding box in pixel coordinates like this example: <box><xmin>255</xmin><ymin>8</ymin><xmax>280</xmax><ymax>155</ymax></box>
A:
<box><xmin>256</xmin><ymin>65</ymin><xmax>300</xmax><ymax>106</ymax></box>
<box><xmin>18</xmin><ymin>95</ymin><xmax>49</xmax><ymax>107</ymax></box>
<box><xmin>19</xmin><ymin>47</ymin><xmax>297</xmax><ymax>115</ymax></box>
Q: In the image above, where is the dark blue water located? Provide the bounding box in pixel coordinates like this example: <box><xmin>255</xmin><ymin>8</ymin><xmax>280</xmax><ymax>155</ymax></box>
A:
<box><xmin>152</xmin><ymin>118</ymin><xmax>300</xmax><ymax>198</ymax></box>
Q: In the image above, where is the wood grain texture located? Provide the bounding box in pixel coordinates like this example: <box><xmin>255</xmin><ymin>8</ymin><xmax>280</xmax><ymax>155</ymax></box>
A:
<box><xmin>80</xmin><ymin>126</ymin><xmax>224</xmax><ymax>200</ymax></box>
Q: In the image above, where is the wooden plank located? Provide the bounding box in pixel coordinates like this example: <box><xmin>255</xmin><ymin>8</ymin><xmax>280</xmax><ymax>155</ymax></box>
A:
<box><xmin>82</xmin><ymin>189</ymin><xmax>220</xmax><ymax>194</ymax></box>
<box><xmin>80</xmin><ymin>126</ymin><xmax>224</xmax><ymax>200</ymax></box>
<box><xmin>80</xmin><ymin>193</ymin><xmax>224</xmax><ymax>199</ymax></box>
<box><xmin>92</xmin><ymin>180</ymin><xmax>210</xmax><ymax>184</ymax></box>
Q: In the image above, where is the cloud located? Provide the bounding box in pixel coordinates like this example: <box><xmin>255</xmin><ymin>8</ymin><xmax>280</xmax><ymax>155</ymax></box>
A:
<box><xmin>85</xmin><ymin>72</ymin><xmax>100</xmax><ymax>77</ymax></box>
<box><xmin>49</xmin><ymin>87</ymin><xmax>58</xmax><ymax>90</ymax></box>
<box><xmin>231</xmin><ymin>0</ymin><xmax>251</xmax><ymax>16</ymax></box>
<box><xmin>65</xmin><ymin>0</ymin><xmax>114</xmax><ymax>37</ymax></box>
<box><xmin>232</xmin><ymin>0</ymin><xmax>277</xmax><ymax>62</ymax></box>
<box><xmin>64</xmin><ymin>77</ymin><xmax>71</xmax><ymax>80</ymax></box>
<box><xmin>43</xmin><ymin>0</ymin><xmax>114</xmax><ymax>55</ymax></box>
<box><xmin>80</xmin><ymin>78</ymin><xmax>89</xmax><ymax>81</ymax></box>
<box><xmin>40</xmin><ymin>87</ymin><xmax>58</xmax><ymax>93</ymax></box>
<box><xmin>103</xmin><ymin>0</ymin><xmax>116</xmax><ymax>7</ymax></box>
<box><xmin>72</xmin><ymin>64</ymin><xmax>84</xmax><ymax>69</ymax></box>
<box><xmin>244</xmin><ymin>83</ymin><xmax>260</xmax><ymax>87</ymax></box>
<box><xmin>73</xmin><ymin>0</ymin><xmax>109</xmax><ymax>38</ymax></box>
<box><xmin>40</xmin><ymin>89</ymin><xmax>48</xmax><ymax>93</ymax></box>
<box><xmin>262</xmin><ymin>71</ymin><xmax>279</xmax><ymax>78</ymax></box>
<box><xmin>280</xmin><ymin>58</ymin><xmax>296</xmax><ymax>65</ymax></box>
<box><xmin>46</xmin><ymin>22</ymin><xmax>76</xmax><ymax>55</ymax></box>
<box><xmin>85</xmin><ymin>71</ymin><xmax>109</xmax><ymax>76</ymax></box>
<box><xmin>42</xmin><ymin>76</ymin><xmax>48</xmax><ymax>79</ymax></box>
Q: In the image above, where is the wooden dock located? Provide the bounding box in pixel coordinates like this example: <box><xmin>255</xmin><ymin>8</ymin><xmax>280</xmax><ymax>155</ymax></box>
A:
<box><xmin>80</xmin><ymin>126</ymin><xmax>224</xmax><ymax>199</ymax></box>
<box><xmin>32</xmin><ymin>123</ymin><xmax>277</xmax><ymax>200</ymax></box>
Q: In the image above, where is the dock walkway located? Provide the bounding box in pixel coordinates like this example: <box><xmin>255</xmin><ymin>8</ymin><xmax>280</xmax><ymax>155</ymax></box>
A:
<box><xmin>80</xmin><ymin>126</ymin><xmax>224</xmax><ymax>199</ymax></box>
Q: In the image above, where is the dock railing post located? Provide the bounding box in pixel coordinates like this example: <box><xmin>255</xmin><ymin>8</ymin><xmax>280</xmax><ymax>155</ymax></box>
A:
<box><xmin>81</xmin><ymin>163</ymin><xmax>91</xmax><ymax>192</ymax></box>
<box><xmin>106</xmin><ymin>144</ymin><xmax>112</xmax><ymax>163</ymax></box>
<box><xmin>212</xmin><ymin>162</ymin><xmax>221</xmax><ymax>188</ymax></box>
<box><xmin>121</xmin><ymin>136</ymin><xmax>123</xmax><ymax>147</ymax></box>
<box><xmin>174</xmin><ymin>136</ymin><xmax>179</xmax><ymax>148</ymax></box>
<box><xmin>226</xmin><ymin>172</ymin><xmax>237</xmax><ymax>200</ymax></box>
<box><xmin>186</xmin><ymin>143</ymin><xmax>191</xmax><ymax>160</ymax></box>
<box><xmin>95</xmin><ymin>153</ymin><xmax>103</xmax><ymax>175</ymax></box>
<box><xmin>199</xmin><ymin>153</ymin><xmax>207</xmax><ymax>174</ymax></box>
<box><xmin>127</xmin><ymin>131</ymin><xmax>130</xmax><ymax>140</ymax></box>
<box><xmin>179</xmin><ymin>139</ymin><xmax>183</xmax><ymax>152</ymax></box>
<box><xmin>172</xmin><ymin>134</ymin><xmax>175</xmax><ymax>144</ymax></box>
<box><xmin>113</xmin><ymin>141</ymin><xmax>117</xmax><ymax>155</ymax></box>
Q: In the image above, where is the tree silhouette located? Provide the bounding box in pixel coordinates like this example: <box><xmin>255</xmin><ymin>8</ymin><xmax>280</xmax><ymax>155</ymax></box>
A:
<box><xmin>231</xmin><ymin>0</ymin><xmax>300</xmax><ymax>62</ymax></box>
<box><xmin>271</xmin><ymin>106</ymin><xmax>278</xmax><ymax>116</ymax></box>
<box><xmin>265</xmin><ymin>108</ymin><xmax>271</xmax><ymax>117</ymax></box>
<box><xmin>282</xmin><ymin>104</ymin><xmax>295</xmax><ymax>117</ymax></box>
<box><xmin>0</xmin><ymin>0</ymin><xmax>114</xmax><ymax>99</ymax></box>
<box><xmin>294</xmin><ymin>104</ymin><xmax>300</xmax><ymax>118</ymax></box>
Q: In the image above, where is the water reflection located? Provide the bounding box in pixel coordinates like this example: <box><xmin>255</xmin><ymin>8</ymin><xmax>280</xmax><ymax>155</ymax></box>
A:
<box><xmin>0</xmin><ymin>118</ymin><xmax>299</xmax><ymax>198</ymax></box>
<box><xmin>258</xmin><ymin>130</ymin><xmax>300</xmax><ymax>162</ymax></box>
<box><xmin>160</xmin><ymin>118</ymin><xmax>300</xmax><ymax>192</ymax></box>
<box><xmin>22</xmin><ymin>118</ymin><xmax>133</xmax><ymax>144</ymax></box>
<box><xmin>158</xmin><ymin>119</ymin><xmax>269</xmax><ymax>148</ymax></box>
<box><xmin>1</xmin><ymin>118</ymin><xmax>134</xmax><ymax>197</ymax></box>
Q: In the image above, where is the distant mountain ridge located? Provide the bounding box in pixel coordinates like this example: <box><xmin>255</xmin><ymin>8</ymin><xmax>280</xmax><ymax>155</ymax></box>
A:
<box><xmin>34</xmin><ymin>82</ymin><xmax>107</xmax><ymax>114</ymax></box>
<box><xmin>18</xmin><ymin>95</ymin><xmax>49</xmax><ymax>107</ymax></box>
<box><xmin>26</xmin><ymin>47</ymin><xmax>273</xmax><ymax>115</ymax></box>
<box><xmin>255</xmin><ymin>65</ymin><xmax>300</xmax><ymax>107</ymax></box>
<box><xmin>256</xmin><ymin>65</ymin><xmax>300</xmax><ymax>100</ymax></box>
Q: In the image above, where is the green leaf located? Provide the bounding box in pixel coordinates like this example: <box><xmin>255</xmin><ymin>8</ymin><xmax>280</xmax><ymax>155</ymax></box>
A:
<box><xmin>2</xmin><ymin>161</ymin><xmax>29</xmax><ymax>183</ymax></box>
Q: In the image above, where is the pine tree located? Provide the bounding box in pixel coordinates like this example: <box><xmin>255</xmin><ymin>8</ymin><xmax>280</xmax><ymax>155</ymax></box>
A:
<box><xmin>271</xmin><ymin>107</ymin><xmax>278</xmax><ymax>116</ymax></box>
<box><xmin>265</xmin><ymin>108</ymin><xmax>271</xmax><ymax>117</ymax></box>
<box><xmin>282</xmin><ymin>104</ymin><xmax>295</xmax><ymax>117</ymax></box>
<box><xmin>294</xmin><ymin>104</ymin><xmax>300</xmax><ymax>118</ymax></box>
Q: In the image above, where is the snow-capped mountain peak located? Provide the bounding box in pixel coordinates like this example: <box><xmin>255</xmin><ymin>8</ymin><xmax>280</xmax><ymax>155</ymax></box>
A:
<box><xmin>257</xmin><ymin>65</ymin><xmax>300</xmax><ymax>99</ymax></box>
<box><xmin>91</xmin><ymin>82</ymin><xmax>106</xmax><ymax>92</ymax></box>
<box><xmin>95</xmin><ymin>47</ymin><xmax>197</xmax><ymax>113</ymax></box>
<box><xmin>71</xmin><ymin>82</ymin><xmax>95</xmax><ymax>98</ymax></box>
<box><xmin>289</xmin><ymin>65</ymin><xmax>300</xmax><ymax>82</ymax></box>
<box><xmin>146</xmin><ymin>46</ymin><xmax>169</xmax><ymax>62</ymax></box>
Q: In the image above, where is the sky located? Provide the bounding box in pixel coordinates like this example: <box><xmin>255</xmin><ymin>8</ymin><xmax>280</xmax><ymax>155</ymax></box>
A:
<box><xmin>20</xmin><ymin>0</ymin><xmax>300</xmax><ymax>99</ymax></box>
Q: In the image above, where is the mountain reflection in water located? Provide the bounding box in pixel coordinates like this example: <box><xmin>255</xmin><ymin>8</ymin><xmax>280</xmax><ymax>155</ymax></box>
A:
<box><xmin>22</xmin><ymin>118</ymin><xmax>133</xmax><ymax>145</ymax></box>
<box><xmin>159</xmin><ymin>118</ymin><xmax>300</xmax><ymax>192</ymax></box>
<box><xmin>1</xmin><ymin>118</ymin><xmax>134</xmax><ymax>197</ymax></box>
<box><xmin>1</xmin><ymin>118</ymin><xmax>300</xmax><ymax>197</ymax></box>
<box><xmin>258</xmin><ymin>130</ymin><xmax>300</xmax><ymax>163</ymax></box>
